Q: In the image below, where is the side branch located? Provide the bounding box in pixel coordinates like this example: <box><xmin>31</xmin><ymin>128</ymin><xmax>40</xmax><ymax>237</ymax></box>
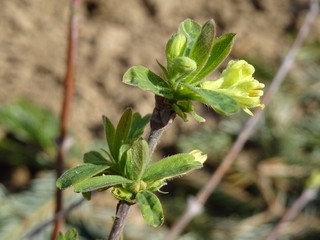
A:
<box><xmin>148</xmin><ymin>96</ymin><xmax>176</xmax><ymax>156</ymax></box>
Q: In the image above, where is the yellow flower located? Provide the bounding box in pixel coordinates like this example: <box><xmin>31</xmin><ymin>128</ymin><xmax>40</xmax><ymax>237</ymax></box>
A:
<box><xmin>201</xmin><ymin>60</ymin><xmax>265</xmax><ymax>115</ymax></box>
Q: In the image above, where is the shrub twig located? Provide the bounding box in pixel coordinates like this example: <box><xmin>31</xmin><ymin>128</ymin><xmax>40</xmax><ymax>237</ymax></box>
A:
<box><xmin>107</xmin><ymin>96</ymin><xmax>176</xmax><ymax>240</ymax></box>
<box><xmin>51</xmin><ymin>0</ymin><xmax>80</xmax><ymax>239</ymax></box>
<box><xmin>266</xmin><ymin>188</ymin><xmax>319</xmax><ymax>240</ymax></box>
<box><xmin>165</xmin><ymin>1</ymin><xmax>319</xmax><ymax>239</ymax></box>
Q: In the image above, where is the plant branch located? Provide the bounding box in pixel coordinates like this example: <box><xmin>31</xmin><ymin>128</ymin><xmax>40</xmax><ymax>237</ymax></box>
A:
<box><xmin>24</xmin><ymin>197</ymin><xmax>85</xmax><ymax>240</ymax></box>
<box><xmin>165</xmin><ymin>1</ymin><xmax>319</xmax><ymax>239</ymax></box>
<box><xmin>107</xmin><ymin>96</ymin><xmax>175</xmax><ymax>240</ymax></box>
<box><xmin>148</xmin><ymin>96</ymin><xmax>176</xmax><ymax>156</ymax></box>
<box><xmin>51</xmin><ymin>0</ymin><xmax>80</xmax><ymax>239</ymax></box>
<box><xmin>107</xmin><ymin>201</ymin><xmax>133</xmax><ymax>240</ymax></box>
<box><xmin>266</xmin><ymin>188</ymin><xmax>319</xmax><ymax>240</ymax></box>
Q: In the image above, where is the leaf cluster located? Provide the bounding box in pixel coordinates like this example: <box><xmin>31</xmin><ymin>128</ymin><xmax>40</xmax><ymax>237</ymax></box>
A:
<box><xmin>123</xmin><ymin>19</ymin><xmax>237</xmax><ymax>121</ymax></box>
<box><xmin>57</xmin><ymin>109</ymin><xmax>205</xmax><ymax>227</ymax></box>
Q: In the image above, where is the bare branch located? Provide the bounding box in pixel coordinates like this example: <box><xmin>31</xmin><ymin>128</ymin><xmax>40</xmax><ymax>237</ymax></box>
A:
<box><xmin>51</xmin><ymin>0</ymin><xmax>80</xmax><ymax>239</ymax></box>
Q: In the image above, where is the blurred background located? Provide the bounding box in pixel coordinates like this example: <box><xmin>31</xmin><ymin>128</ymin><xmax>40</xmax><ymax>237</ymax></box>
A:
<box><xmin>0</xmin><ymin>0</ymin><xmax>320</xmax><ymax>239</ymax></box>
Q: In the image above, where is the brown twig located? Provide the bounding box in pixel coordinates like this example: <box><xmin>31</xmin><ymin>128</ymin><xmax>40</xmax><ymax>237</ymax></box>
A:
<box><xmin>165</xmin><ymin>1</ymin><xmax>319</xmax><ymax>239</ymax></box>
<box><xmin>107</xmin><ymin>96</ymin><xmax>176</xmax><ymax>240</ymax></box>
<box><xmin>51</xmin><ymin>0</ymin><xmax>80</xmax><ymax>239</ymax></box>
<box><xmin>266</xmin><ymin>188</ymin><xmax>319</xmax><ymax>240</ymax></box>
<box><xmin>107</xmin><ymin>201</ymin><xmax>134</xmax><ymax>240</ymax></box>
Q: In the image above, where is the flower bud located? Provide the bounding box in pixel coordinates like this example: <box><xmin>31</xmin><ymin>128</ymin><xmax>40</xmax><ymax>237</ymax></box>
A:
<box><xmin>201</xmin><ymin>60</ymin><xmax>264</xmax><ymax>115</ymax></box>
<box><xmin>166</xmin><ymin>33</ymin><xmax>187</xmax><ymax>62</ymax></box>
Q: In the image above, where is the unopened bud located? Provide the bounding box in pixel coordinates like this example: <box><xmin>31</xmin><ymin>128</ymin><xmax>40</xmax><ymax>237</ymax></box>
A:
<box><xmin>171</xmin><ymin>56</ymin><xmax>197</xmax><ymax>74</ymax></box>
<box><xmin>166</xmin><ymin>33</ymin><xmax>187</xmax><ymax>62</ymax></box>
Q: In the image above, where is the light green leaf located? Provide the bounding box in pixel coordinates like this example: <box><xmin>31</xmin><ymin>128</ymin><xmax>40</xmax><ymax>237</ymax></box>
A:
<box><xmin>73</xmin><ymin>175</ymin><xmax>132</xmax><ymax>192</ymax></box>
<box><xmin>190</xmin><ymin>33</ymin><xmax>236</xmax><ymax>84</ymax></box>
<box><xmin>123</xmin><ymin>66</ymin><xmax>172</xmax><ymax>98</ymax></box>
<box><xmin>125</xmin><ymin>139</ymin><xmax>150</xmax><ymax>180</ymax></box>
<box><xmin>143</xmin><ymin>153</ymin><xmax>202</xmax><ymax>181</ymax></box>
<box><xmin>83</xmin><ymin>150</ymin><xmax>112</xmax><ymax>165</ymax></box>
<box><xmin>166</xmin><ymin>32</ymin><xmax>187</xmax><ymax>63</ymax></box>
<box><xmin>56</xmin><ymin>164</ymin><xmax>110</xmax><ymax>190</ymax></box>
<box><xmin>113</xmin><ymin>108</ymin><xmax>132</xmax><ymax>160</ymax></box>
<box><xmin>136</xmin><ymin>191</ymin><xmax>164</xmax><ymax>227</ymax></box>
<box><xmin>178</xmin><ymin>19</ymin><xmax>201</xmax><ymax>56</ymax></box>
<box><xmin>182</xmin><ymin>84</ymin><xmax>239</xmax><ymax>115</ymax></box>
<box><xmin>188</xmin><ymin>19</ymin><xmax>216</xmax><ymax>74</ymax></box>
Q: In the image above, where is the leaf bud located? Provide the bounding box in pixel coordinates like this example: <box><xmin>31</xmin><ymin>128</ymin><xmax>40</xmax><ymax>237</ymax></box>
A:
<box><xmin>170</xmin><ymin>56</ymin><xmax>197</xmax><ymax>74</ymax></box>
<box><xmin>166</xmin><ymin>33</ymin><xmax>187</xmax><ymax>62</ymax></box>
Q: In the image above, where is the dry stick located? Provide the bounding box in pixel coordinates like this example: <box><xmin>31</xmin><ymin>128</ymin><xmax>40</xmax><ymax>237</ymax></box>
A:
<box><xmin>165</xmin><ymin>1</ymin><xmax>319</xmax><ymax>239</ymax></box>
<box><xmin>51</xmin><ymin>0</ymin><xmax>80</xmax><ymax>239</ymax></box>
<box><xmin>107</xmin><ymin>96</ymin><xmax>176</xmax><ymax>240</ymax></box>
<box><xmin>266</xmin><ymin>188</ymin><xmax>319</xmax><ymax>240</ymax></box>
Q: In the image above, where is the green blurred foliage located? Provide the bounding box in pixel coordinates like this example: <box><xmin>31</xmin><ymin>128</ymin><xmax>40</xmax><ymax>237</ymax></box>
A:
<box><xmin>0</xmin><ymin>99</ymin><xmax>58</xmax><ymax>170</ymax></box>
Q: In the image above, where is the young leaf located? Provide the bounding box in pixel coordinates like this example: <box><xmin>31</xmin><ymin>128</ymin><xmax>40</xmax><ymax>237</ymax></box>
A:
<box><xmin>103</xmin><ymin>115</ymin><xmax>115</xmax><ymax>155</ymax></box>
<box><xmin>73</xmin><ymin>175</ymin><xmax>132</xmax><ymax>192</ymax></box>
<box><xmin>128</xmin><ymin>113</ymin><xmax>151</xmax><ymax>141</ymax></box>
<box><xmin>113</xmin><ymin>108</ymin><xmax>132</xmax><ymax>160</ymax></box>
<box><xmin>56</xmin><ymin>164</ymin><xmax>110</xmax><ymax>190</ymax></box>
<box><xmin>57</xmin><ymin>228</ymin><xmax>78</xmax><ymax>240</ymax></box>
<box><xmin>190</xmin><ymin>33</ymin><xmax>236</xmax><ymax>84</ymax></box>
<box><xmin>123</xmin><ymin>66</ymin><xmax>172</xmax><ymax>98</ymax></box>
<box><xmin>84</xmin><ymin>150</ymin><xmax>112</xmax><ymax>165</ymax></box>
<box><xmin>143</xmin><ymin>153</ymin><xmax>202</xmax><ymax>181</ymax></box>
<box><xmin>182</xmin><ymin>84</ymin><xmax>239</xmax><ymax>115</ymax></box>
<box><xmin>136</xmin><ymin>191</ymin><xmax>164</xmax><ymax>227</ymax></box>
<box><xmin>166</xmin><ymin>32</ymin><xmax>187</xmax><ymax>63</ymax></box>
<box><xmin>178</xmin><ymin>19</ymin><xmax>201</xmax><ymax>56</ymax></box>
<box><xmin>188</xmin><ymin>19</ymin><xmax>216</xmax><ymax>75</ymax></box>
<box><xmin>125</xmin><ymin>139</ymin><xmax>149</xmax><ymax>180</ymax></box>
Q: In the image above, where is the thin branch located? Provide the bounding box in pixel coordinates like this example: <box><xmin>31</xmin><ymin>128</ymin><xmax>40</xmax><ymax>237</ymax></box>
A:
<box><xmin>51</xmin><ymin>0</ymin><xmax>80</xmax><ymax>239</ymax></box>
<box><xmin>107</xmin><ymin>201</ymin><xmax>133</xmax><ymax>240</ymax></box>
<box><xmin>107</xmin><ymin>96</ymin><xmax>176</xmax><ymax>240</ymax></box>
<box><xmin>24</xmin><ymin>198</ymin><xmax>85</xmax><ymax>240</ymax></box>
<box><xmin>266</xmin><ymin>188</ymin><xmax>319</xmax><ymax>240</ymax></box>
<box><xmin>165</xmin><ymin>1</ymin><xmax>319</xmax><ymax>239</ymax></box>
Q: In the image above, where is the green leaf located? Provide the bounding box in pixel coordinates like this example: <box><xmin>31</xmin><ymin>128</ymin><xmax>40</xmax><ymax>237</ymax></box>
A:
<box><xmin>182</xmin><ymin>84</ymin><xmax>239</xmax><ymax>115</ymax></box>
<box><xmin>128</xmin><ymin>113</ymin><xmax>151</xmax><ymax>141</ymax></box>
<box><xmin>143</xmin><ymin>153</ymin><xmax>202</xmax><ymax>181</ymax></box>
<box><xmin>113</xmin><ymin>108</ymin><xmax>133</xmax><ymax>160</ymax></box>
<box><xmin>190</xmin><ymin>33</ymin><xmax>236</xmax><ymax>84</ymax></box>
<box><xmin>123</xmin><ymin>66</ymin><xmax>172</xmax><ymax>98</ymax></box>
<box><xmin>73</xmin><ymin>175</ymin><xmax>132</xmax><ymax>192</ymax></box>
<box><xmin>56</xmin><ymin>164</ymin><xmax>110</xmax><ymax>190</ymax></box>
<box><xmin>178</xmin><ymin>19</ymin><xmax>201</xmax><ymax>56</ymax></box>
<box><xmin>136</xmin><ymin>191</ymin><xmax>164</xmax><ymax>227</ymax></box>
<box><xmin>57</xmin><ymin>228</ymin><xmax>78</xmax><ymax>240</ymax></box>
<box><xmin>103</xmin><ymin>115</ymin><xmax>115</xmax><ymax>155</ymax></box>
<box><xmin>83</xmin><ymin>150</ymin><xmax>112</xmax><ymax>165</ymax></box>
<box><xmin>125</xmin><ymin>139</ymin><xmax>150</xmax><ymax>180</ymax></box>
<box><xmin>188</xmin><ymin>19</ymin><xmax>216</xmax><ymax>74</ymax></box>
